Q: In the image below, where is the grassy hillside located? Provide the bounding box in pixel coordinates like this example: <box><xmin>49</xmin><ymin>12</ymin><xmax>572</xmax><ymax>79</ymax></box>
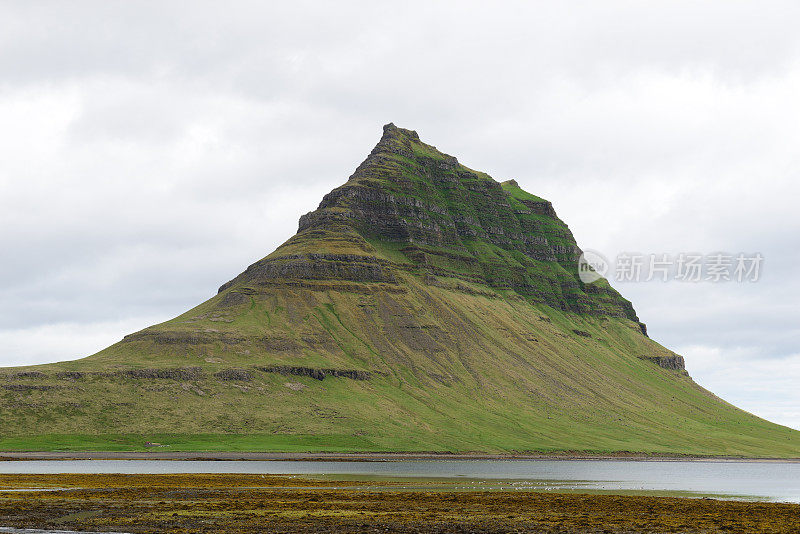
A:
<box><xmin>1</xmin><ymin>124</ymin><xmax>797</xmax><ymax>456</ymax></box>
<box><xmin>2</xmin><ymin>271</ymin><xmax>797</xmax><ymax>456</ymax></box>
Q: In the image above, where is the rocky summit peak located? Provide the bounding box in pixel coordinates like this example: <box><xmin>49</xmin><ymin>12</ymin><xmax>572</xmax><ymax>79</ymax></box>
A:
<box><xmin>367</xmin><ymin>123</ymin><xmax>457</xmax><ymax>168</ymax></box>
<box><xmin>382</xmin><ymin>122</ymin><xmax>419</xmax><ymax>141</ymax></box>
<box><xmin>222</xmin><ymin>124</ymin><xmax>646</xmax><ymax>332</ymax></box>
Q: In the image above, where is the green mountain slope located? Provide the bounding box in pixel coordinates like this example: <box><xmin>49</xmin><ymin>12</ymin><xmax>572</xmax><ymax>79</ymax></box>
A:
<box><xmin>1</xmin><ymin>124</ymin><xmax>798</xmax><ymax>456</ymax></box>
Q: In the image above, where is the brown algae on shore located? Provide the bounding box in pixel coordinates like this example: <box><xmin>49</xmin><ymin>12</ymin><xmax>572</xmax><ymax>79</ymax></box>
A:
<box><xmin>1</xmin><ymin>474</ymin><xmax>799</xmax><ymax>533</ymax></box>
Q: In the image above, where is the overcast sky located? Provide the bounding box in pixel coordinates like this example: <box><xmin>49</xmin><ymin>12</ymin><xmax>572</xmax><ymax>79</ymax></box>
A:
<box><xmin>2</xmin><ymin>1</ymin><xmax>799</xmax><ymax>429</ymax></box>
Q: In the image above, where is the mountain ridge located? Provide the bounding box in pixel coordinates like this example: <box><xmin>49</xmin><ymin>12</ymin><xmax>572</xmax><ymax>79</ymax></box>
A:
<box><xmin>220</xmin><ymin>123</ymin><xmax>644</xmax><ymax>327</ymax></box>
<box><xmin>0</xmin><ymin>124</ymin><xmax>796</xmax><ymax>456</ymax></box>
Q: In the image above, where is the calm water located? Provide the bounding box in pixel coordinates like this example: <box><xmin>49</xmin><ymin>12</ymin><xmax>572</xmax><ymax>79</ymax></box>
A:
<box><xmin>0</xmin><ymin>459</ymin><xmax>798</xmax><ymax>503</ymax></box>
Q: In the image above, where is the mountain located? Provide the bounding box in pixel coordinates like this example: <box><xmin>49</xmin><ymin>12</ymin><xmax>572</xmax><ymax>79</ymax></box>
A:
<box><xmin>1</xmin><ymin>124</ymin><xmax>797</xmax><ymax>456</ymax></box>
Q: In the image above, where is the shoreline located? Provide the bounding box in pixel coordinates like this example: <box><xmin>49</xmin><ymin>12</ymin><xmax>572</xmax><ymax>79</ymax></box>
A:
<box><xmin>1</xmin><ymin>451</ymin><xmax>799</xmax><ymax>462</ymax></box>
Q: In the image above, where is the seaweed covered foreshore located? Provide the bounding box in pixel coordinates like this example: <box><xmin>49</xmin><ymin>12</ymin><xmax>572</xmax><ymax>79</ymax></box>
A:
<box><xmin>1</xmin><ymin>474</ymin><xmax>798</xmax><ymax>533</ymax></box>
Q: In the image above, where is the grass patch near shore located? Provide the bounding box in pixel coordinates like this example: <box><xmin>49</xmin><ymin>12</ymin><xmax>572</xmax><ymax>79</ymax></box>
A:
<box><xmin>0</xmin><ymin>433</ymin><xmax>379</xmax><ymax>452</ymax></box>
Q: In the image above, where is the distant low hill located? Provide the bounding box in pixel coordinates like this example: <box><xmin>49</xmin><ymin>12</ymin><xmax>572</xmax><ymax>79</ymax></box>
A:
<box><xmin>1</xmin><ymin>124</ymin><xmax>797</xmax><ymax>456</ymax></box>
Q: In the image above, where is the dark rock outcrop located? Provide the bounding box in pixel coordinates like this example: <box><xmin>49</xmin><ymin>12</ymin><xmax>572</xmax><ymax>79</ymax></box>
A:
<box><xmin>10</xmin><ymin>371</ymin><xmax>47</xmax><ymax>379</ymax></box>
<box><xmin>214</xmin><ymin>368</ymin><xmax>253</xmax><ymax>381</ymax></box>
<box><xmin>639</xmin><ymin>354</ymin><xmax>685</xmax><ymax>371</ymax></box>
<box><xmin>56</xmin><ymin>371</ymin><xmax>85</xmax><ymax>380</ymax></box>
<box><xmin>116</xmin><ymin>367</ymin><xmax>204</xmax><ymax>380</ymax></box>
<box><xmin>123</xmin><ymin>331</ymin><xmax>245</xmax><ymax>345</ymax></box>
<box><xmin>219</xmin><ymin>253</ymin><xmax>397</xmax><ymax>293</ymax></box>
<box><xmin>259</xmin><ymin>366</ymin><xmax>371</xmax><ymax>381</ymax></box>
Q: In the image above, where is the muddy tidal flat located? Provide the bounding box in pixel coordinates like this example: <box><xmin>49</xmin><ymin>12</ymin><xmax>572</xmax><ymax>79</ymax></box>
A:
<box><xmin>0</xmin><ymin>474</ymin><xmax>798</xmax><ymax>533</ymax></box>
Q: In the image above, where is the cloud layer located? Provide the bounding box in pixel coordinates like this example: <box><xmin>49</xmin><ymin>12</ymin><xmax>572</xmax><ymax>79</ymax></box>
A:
<box><xmin>2</xmin><ymin>1</ymin><xmax>798</xmax><ymax>428</ymax></box>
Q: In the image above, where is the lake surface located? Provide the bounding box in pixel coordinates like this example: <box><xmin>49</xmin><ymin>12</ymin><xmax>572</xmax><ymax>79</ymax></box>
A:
<box><xmin>1</xmin><ymin>459</ymin><xmax>798</xmax><ymax>503</ymax></box>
